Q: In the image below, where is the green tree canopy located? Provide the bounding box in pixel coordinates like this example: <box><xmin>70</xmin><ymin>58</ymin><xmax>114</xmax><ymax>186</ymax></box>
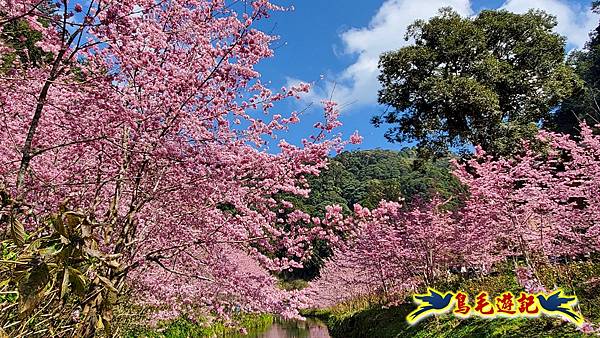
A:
<box><xmin>291</xmin><ymin>149</ymin><xmax>464</xmax><ymax>215</ymax></box>
<box><xmin>0</xmin><ymin>6</ymin><xmax>55</xmax><ymax>72</ymax></box>
<box><xmin>281</xmin><ymin>149</ymin><xmax>465</xmax><ymax>280</ymax></box>
<box><xmin>374</xmin><ymin>8</ymin><xmax>581</xmax><ymax>157</ymax></box>
<box><xmin>553</xmin><ymin>3</ymin><xmax>600</xmax><ymax>134</ymax></box>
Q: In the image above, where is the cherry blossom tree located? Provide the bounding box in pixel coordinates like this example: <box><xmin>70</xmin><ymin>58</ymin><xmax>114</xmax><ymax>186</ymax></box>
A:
<box><xmin>453</xmin><ymin>125</ymin><xmax>600</xmax><ymax>274</ymax></box>
<box><xmin>0</xmin><ymin>0</ymin><xmax>357</xmax><ymax>335</ymax></box>
<box><xmin>308</xmin><ymin>124</ymin><xmax>600</xmax><ymax>311</ymax></box>
<box><xmin>305</xmin><ymin>198</ymin><xmax>458</xmax><ymax>308</ymax></box>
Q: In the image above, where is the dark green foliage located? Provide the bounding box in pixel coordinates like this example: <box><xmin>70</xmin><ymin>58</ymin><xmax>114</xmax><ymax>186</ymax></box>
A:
<box><xmin>0</xmin><ymin>5</ymin><xmax>56</xmax><ymax>72</ymax></box>
<box><xmin>375</xmin><ymin>8</ymin><xmax>581</xmax><ymax>157</ymax></box>
<box><xmin>553</xmin><ymin>5</ymin><xmax>600</xmax><ymax>134</ymax></box>
<box><xmin>305</xmin><ymin>149</ymin><xmax>465</xmax><ymax>211</ymax></box>
<box><xmin>281</xmin><ymin>149</ymin><xmax>464</xmax><ymax>281</ymax></box>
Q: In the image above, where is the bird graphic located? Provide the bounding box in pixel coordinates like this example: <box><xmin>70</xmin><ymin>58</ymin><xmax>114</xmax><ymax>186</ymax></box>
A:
<box><xmin>407</xmin><ymin>288</ymin><xmax>455</xmax><ymax>325</ymax></box>
<box><xmin>536</xmin><ymin>290</ymin><xmax>583</xmax><ymax>326</ymax></box>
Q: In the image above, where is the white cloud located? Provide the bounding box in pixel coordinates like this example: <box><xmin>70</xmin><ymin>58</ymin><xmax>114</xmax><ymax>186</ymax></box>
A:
<box><xmin>501</xmin><ymin>0</ymin><xmax>596</xmax><ymax>49</ymax></box>
<box><xmin>296</xmin><ymin>0</ymin><xmax>598</xmax><ymax>109</ymax></box>
<box><xmin>302</xmin><ymin>0</ymin><xmax>472</xmax><ymax>107</ymax></box>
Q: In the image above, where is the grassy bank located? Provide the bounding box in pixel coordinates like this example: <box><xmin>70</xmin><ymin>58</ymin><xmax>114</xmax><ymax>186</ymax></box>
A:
<box><xmin>304</xmin><ymin>305</ymin><xmax>594</xmax><ymax>338</ymax></box>
<box><xmin>303</xmin><ymin>262</ymin><xmax>600</xmax><ymax>338</ymax></box>
<box><xmin>122</xmin><ymin>313</ymin><xmax>274</xmax><ymax>338</ymax></box>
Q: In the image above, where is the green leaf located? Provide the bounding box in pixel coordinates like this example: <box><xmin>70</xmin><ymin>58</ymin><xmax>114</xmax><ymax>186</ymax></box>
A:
<box><xmin>60</xmin><ymin>268</ymin><xmax>70</xmax><ymax>299</ymax></box>
<box><xmin>10</xmin><ymin>217</ymin><xmax>26</xmax><ymax>247</ymax></box>
<box><xmin>97</xmin><ymin>275</ymin><xmax>118</xmax><ymax>293</ymax></box>
<box><xmin>19</xmin><ymin>289</ymin><xmax>43</xmax><ymax>315</ymax></box>
<box><xmin>0</xmin><ymin>279</ymin><xmax>9</xmax><ymax>290</ymax></box>
<box><xmin>37</xmin><ymin>242</ymin><xmax>61</xmax><ymax>258</ymax></box>
<box><xmin>18</xmin><ymin>259</ymin><xmax>50</xmax><ymax>297</ymax></box>
<box><xmin>96</xmin><ymin>315</ymin><xmax>104</xmax><ymax>330</ymax></box>
<box><xmin>17</xmin><ymin>258</ymin><xmax>50</xmax><ymax>315</ymax></box>
<box><xmin>50</xmin><ymin>213</ymin><xmax>67</xmax><ymax>238</ymax></box>
<box><xmin>67</xmin><ymin>267</ymin><xmax>87</xmax><ymax>296</ymax></box>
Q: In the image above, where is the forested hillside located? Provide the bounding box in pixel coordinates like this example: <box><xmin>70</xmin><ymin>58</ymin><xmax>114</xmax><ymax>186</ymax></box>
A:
<box><xmin>282</xmin><ymin>149</ymin><xmax>464</xmax><ymax>281</ymax></box>
<box><xmin>300</xmin><ymin>149</ymin><xmax>464</xmax><ymax>214</ymax></box>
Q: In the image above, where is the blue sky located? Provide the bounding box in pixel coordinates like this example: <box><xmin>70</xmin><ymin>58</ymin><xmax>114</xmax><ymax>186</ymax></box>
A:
<box><xmin>254</xmin><ymin>0</ymin><xmax>598</xmax><ymax>152</ymax></box>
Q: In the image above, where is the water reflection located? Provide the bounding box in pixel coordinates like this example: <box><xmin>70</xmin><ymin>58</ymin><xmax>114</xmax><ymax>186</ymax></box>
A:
<box><xmin>225</xmin><ymin>318</ymin><xmax>331</xmax><ymax>338</ymax></box>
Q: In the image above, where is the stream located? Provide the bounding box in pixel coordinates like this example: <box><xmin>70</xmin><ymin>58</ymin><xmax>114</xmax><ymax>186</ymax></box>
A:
<box><xmin>224</xmin><ymin>318</ymin><xmax>331</xmax><ymax>338</ymax></box>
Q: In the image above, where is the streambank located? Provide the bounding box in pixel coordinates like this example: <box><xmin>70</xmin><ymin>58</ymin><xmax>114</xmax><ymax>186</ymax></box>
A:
<box><xmin>303</xmin><ymin>305</ymin><xmax>594</xmax><ymax>338</ymax></box>
<box><xmin>123</xmin><ymin>315</ymin><xmax>331</xmax><ymax>337</ymax></box>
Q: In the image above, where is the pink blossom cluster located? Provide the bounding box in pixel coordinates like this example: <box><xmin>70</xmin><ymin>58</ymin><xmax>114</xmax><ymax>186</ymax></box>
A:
<box><xmin>514</xmin><ymin>267</ymin><xmax>546</xmax><ymax>294</ymax></box>
<box><xmin>0</xmin><ymin>0</ymin><xmax>357</xmax><ymax>321</ymax></box>
<box><xmin>130</xmin><ymin>245</ymin><xmax>309</xmax><ymax>322</ymax></box>
<box><xmin>305</xmin><ymin>198</ymin><xmax>457</xmax><ymax>307</ymax></box>
<box><xmin>307</xmin><ymin>124</ymin><xmax>600</xmax><ymax>312</ymax></box>
<box><xmin>454</xmin><ymin>125</ymin><xmax>600</xmax><ymax>265</ymax></box>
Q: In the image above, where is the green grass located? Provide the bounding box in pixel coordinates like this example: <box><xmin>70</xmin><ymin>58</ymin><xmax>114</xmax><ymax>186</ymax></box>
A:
<box><xmin>303</xmin><ymin>261</ymin><xmax>600</xmax><ymax>338</ymax></box>
<box><xmin>122</xmin><ymin>314</ymin><xmax>274</xmax><ymax>338</ymax></box>
<box><xmin>305</xmin><ymin>305</ymin><xmax>593</xmax><ymax>338</ymax></box>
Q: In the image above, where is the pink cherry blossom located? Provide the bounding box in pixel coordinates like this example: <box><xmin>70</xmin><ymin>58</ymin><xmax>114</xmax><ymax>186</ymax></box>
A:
<box><xmin>0</xmin><ymin>0</ymin><xmax>353</xmax><ymax>321</ymax></box>
<box><xmin>308</xmin><ymin>123</ymin><xmax>600</xmax><ymax>312</ymax></box>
